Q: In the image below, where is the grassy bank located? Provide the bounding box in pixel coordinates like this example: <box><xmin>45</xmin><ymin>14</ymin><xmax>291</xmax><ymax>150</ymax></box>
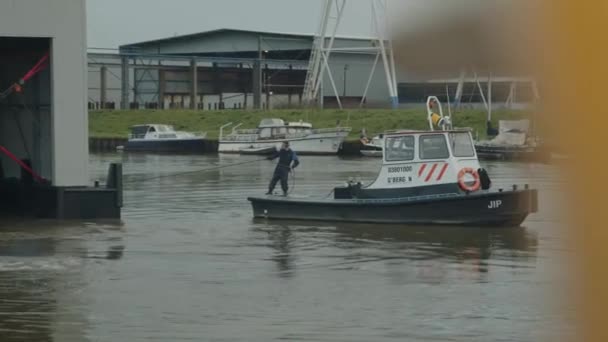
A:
<box><xmin>89</xmin><ymin>108</ymin><xmax>529</xmax><ymax>140</ymax></box>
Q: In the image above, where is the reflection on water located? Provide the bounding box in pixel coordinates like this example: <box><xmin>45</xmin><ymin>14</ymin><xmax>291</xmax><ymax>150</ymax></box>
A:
<box><xmin>0</xmin><ymin>153</ymin><xmax>572</xmax><ymax>342</ymax></box>
<box><xmin>254</xmin><ymin>220</ymin><xmax>538</xmax><ymax>284</ymax></box>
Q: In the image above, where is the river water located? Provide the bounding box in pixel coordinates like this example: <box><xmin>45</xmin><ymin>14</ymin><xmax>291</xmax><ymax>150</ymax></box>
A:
<box><xmin>0</xmin><ymin>153</ymin><xmax>575</xmax><ymax>341</ymax></box>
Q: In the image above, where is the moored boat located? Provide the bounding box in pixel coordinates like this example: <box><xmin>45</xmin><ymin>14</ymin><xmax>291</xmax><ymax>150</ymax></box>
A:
<box><xmin>474</xmin><ymin>120</ymin><xmax>547</xmax><ymax>161</ymax></box>
<box><xmin>248</xmin><ymin>97</ymin><xmax>538</xmax><ymax>227</ymax></box>
<box><xmin>219</xmin><ymin>119</ymin><xmax>351</xmax><ymax>155</ymax></box>
<box><xmin>119</xmin><ymin>124</ymin><xmax>207</xmax><ymax>153</ymax></box>
<box><xmin>360</xmin><ymin>133</ymin><xmax>384</xmax><ymax>158</ymax></box>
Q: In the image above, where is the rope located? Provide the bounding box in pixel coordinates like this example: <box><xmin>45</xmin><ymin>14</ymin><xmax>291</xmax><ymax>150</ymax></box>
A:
<box><xmin>11</xmin><ymin>108</ymin><xmax>31</xmax><ymax>160</ymax></box>
<box><xmin>123</xmin><ymin>157</ymin><xmax>268</xmax><ymax>185</ymax></box>
<box><xmin>0</xmin><ymin>145</ymin><xmax>47</xmax><ymax>183</ymax></box>
<box><xmin>0</xmin><ymin>52</ymin><xmax>49</xmax><ymax>103</ymax></box>
<box><xmin>21</xmin><ymin>52</ymin><xmax>49</xmax><ymax>83</ymax></box>
<box><xmin>288</xmin><ymin>168</ymin><xmax>296</xmax><ymax>195</ymax></box>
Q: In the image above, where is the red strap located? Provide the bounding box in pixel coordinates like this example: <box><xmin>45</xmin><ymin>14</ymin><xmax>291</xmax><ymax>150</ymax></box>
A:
<box><xmin>0</xmin><ymin>52</ymin><xmax>49</xmax><ymax>102</ymax></box>
<box><xmin>0</xmin><ymin>146</ymin><xmax>48</xmax><ymax>183</ymax></box>
<box><xmin>21</xmin><ymin>52</ymin><xmax>49</xmax><ymax>83</ymax></box>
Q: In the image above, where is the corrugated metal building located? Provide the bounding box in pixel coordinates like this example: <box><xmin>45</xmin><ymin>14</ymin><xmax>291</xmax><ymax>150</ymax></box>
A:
<box><xmin>110</xmin><ymin>28</ymin><xmax>395</xmax><ymax>109</ymax></box>
<box><xmin>87</xmin><ymin>28</ymin><xmax>537</xmax><ymax>110</ymax></box>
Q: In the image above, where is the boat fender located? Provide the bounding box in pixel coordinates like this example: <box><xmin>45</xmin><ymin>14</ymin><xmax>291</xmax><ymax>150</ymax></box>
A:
<box><xmin>457</xmin><ymin>168</ymin><xmax>481</xmax><ymax>193</ymax></box>
<box><xmin>478</xmin><ymin>168</ymin><xmax>492</xmax><ymax>190</ymax></box>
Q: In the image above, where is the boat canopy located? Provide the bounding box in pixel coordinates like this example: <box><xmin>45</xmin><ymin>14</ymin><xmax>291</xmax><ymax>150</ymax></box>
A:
<box><xmin>258</xmin><ymin>119</ymin><xmax>285</xmax><ymax>128</ymax></box>
<box><xmin>258</xmin><ymin>119</ymin><xmax>313</xmax><ymax>129</ymax></box>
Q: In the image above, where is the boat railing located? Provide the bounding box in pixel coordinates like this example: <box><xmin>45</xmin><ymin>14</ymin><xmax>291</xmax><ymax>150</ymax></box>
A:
<box><xmin>222</xmin><ymin>133</ymin><xmax>258</xmax><ymax>142</ymax></box>
<box><xmin>347</xmin><ymin>192</ymin><xmax>462</xmax><ymax>204</ymax></box>
<box><xmin>312</xmin><ymin>127</ymin><xmax>352</xmax><ymax>134</ymax></box>
<box><xmin>234</xmin><ymin>128</ymin><xmax>259</xmax><ymax>135</ymax></box>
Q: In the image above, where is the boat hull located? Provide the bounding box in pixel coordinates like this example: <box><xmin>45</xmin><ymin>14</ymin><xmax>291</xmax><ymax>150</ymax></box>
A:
<box><xmin>248</xmin><ymin>189</ymin><xmax>538</xmax><ymax>227</ymax></box>
<box><xmin>219</xmin><ymin>133</ymin><xmax>348</xmax><ymax>155</ymax></box>
<box><xmin>360</xmin><ymin>150</ymin><xmax>383</xmax><ymax>158</ymax></box>
<box><xmin>475</xmin><ymin>144</ymin><xmax>550</xmax><ymax>162</ymax></box>
<box><xmin>123</xmin><ymin>138</ymin><xmax>206</xmax><ymax>153</ymax></box>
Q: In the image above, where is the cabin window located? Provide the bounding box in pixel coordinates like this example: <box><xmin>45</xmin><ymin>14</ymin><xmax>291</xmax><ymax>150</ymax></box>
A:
<box><xmin>272</xmin><ymin>127</ymin><xmax>287</xmax><ymax>136</ymax></box>
<box><xmin>420</xmin><ymin>134</ymin><xmax>450</xmax><ymax>160</ymax></box>
<box><xmin>148</xmin><ymin>127</ymin><xmax>156</xmax><ymax>133</ymax></box>
<box><xmin>449</xmin><ymin>132</ymin><xmax>476</xmax><ymax>157</ymax></box>
<box><xmin>259</xmin><ymin>128</ymin><xmax>272</xmax><ymax>138</ymax></box>
<box><xmin>386</xmin><ymin>136</ymin><xmax>415</xmax><ymax>161</ymax></box>
<box><xmin>131</xmin><ymin>126</ymin><xmax>148</xmax><ymax>137</ymax></box>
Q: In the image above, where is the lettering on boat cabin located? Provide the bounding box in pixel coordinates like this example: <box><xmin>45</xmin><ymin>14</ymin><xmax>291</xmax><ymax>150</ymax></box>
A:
<box><xmin>386</xmin><ymin>165</ymin><xmax>413</xmax><ymax>184</ymax></box>
<box><xmin>388</xmin><ymin>166</ymin><xmax>413</xmax><ymax>173</ymax></box>
<box><xmin>488</xmin><ymin>200</ymin><xmax>503</xmax><ymax>209</ymax></box>
<box><xmin>387</xmin><ymin>176</ymin><xmax>413</xmax><ymax>184</ymax></box>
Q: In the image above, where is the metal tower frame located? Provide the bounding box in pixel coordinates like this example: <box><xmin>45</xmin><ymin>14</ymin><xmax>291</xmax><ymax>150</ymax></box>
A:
<box><xmin>302</xmin><ymin>0</ymin><xmax>399</xmax><ymax>109</ymax></box>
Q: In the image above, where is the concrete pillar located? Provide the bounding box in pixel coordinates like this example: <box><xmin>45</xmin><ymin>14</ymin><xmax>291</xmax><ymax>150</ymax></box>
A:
<box><xmin>120</xmin><ymin>55</ymin><xmax>129</xmax><ymax>110</ymax></box>
<box><xmin>190</xmin><ymin>58</ymin><xmax>198</xmax><ymax>110</ymax></box>
<box><xmin>100</xmin><ymin>65</ymin><xmax>107</xmax><ymax>109</ymax></box>
<box><xmin>158</xmin><ymin>69</ymin><xmax>166</xmax><ymax>110</ymax></box>
<box><xmin>265</xmin><ymin>65</ymin><xmax>270</xmax><ymax>110</ymax></box>
<box><xmin>287</xmin><ymin>64</ymin><xmax>293</xmax><ymax>108</ymax></box>
<box><xmin>253</xmin><ymin>60</ymin><xmax>262</xmax><ymax>109</ymax></box>
<box><xmin>253</xmin><ymin>34</ymin><xmax>263</xmax><ymax>109</ymax></box>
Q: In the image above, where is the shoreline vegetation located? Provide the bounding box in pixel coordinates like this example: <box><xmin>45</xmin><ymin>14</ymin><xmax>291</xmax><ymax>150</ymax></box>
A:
<box><xmin>89</xmin><ymin>108</ymin><xmax>530</xmax><ymax>141</ymax></box>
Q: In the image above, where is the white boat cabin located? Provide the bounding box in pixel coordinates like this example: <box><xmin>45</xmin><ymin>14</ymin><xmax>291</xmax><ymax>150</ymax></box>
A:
<box><xmin>129</xmin><ymin>124</ymin><xmax>205</xmax><ymax>141</ymax></box>
<box><xmin>367</xmin><ymin>130</ymin><xmax>481</xmax><ymax>190</ymax></box>
<box><xmin>258</xmin><ymin>119</ymin><xmax>313</xmax><ymax>140</ymax></box>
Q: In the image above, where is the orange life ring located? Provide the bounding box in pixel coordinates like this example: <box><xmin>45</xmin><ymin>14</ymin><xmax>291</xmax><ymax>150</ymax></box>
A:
<box><xmin>457</xmin><ymin>168</ymin><xmax>481</xmax><ymax>192</ymax></box>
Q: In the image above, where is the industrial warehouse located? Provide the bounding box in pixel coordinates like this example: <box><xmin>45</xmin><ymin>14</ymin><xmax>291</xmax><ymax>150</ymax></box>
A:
<box><xmin>87</xmin><ymin>28</ymin><xmax>537</xmax><ymax>111</ymax></box>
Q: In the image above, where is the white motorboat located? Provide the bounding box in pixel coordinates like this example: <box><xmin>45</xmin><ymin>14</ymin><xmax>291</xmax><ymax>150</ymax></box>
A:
<box><xmin>218</xmin><ymin>119</ymin><xmax>351</xmax><ymax>155</ymax></box>
<box><xmin>360</xmin><ymin>134</ymin><xmax>384</xmax><ymax>158</ymax></box>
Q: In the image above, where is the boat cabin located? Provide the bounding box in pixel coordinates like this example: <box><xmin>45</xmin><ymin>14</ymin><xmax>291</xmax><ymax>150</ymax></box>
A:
<box><xmin>129</xmin><ymin>124</ymin><xmax>178</xmax><ymax>140</ymax></box>
<box><xmin>257</xmin><ymin>119</ymin><xmax>313</xmax><ymax>139</ymax></box>
<box><xmin>338</xmin><ymin>130</ymin><xmax>484</xmax><ymax>199</ymax></box>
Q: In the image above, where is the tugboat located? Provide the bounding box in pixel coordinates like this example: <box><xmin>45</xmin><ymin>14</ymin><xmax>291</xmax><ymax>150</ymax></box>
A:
<box><xmin>218</xmin><ymin>119</ymin><xmax>351</xmax><ymax>155</ymax></box>
<box><xmin>118</xmin><ymin>124</ymin><xmax>207</xmax><ymax>153</ymax></box>
<box><xmin>248</xmin><ymin>97</ymin><xmax>538</xmax><ymax>227</ymax></box>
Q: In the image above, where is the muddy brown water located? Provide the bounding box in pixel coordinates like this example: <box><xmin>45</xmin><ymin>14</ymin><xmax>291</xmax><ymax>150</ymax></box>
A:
<box><xmin>0</xmin><ymin>153</ymin><xmax>575</xmax><ymax>341</ymax></box>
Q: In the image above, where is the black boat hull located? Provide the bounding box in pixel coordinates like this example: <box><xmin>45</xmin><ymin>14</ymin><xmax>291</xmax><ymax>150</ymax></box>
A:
<box><xmin>123</xmin><ymin>139</ymin><xmax>206</xmax><ymax>153</ymax></box>
<box><xmin>248</xmin><ymin>189</ymin><xmax>538</xmax><ymax>227</ymax></box>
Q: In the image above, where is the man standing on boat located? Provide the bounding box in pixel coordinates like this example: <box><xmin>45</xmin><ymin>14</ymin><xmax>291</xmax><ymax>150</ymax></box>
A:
<box><xmin>266</xmin><ymin>141</ymin><xmax>300</xmax><ymax>196</ymax></box>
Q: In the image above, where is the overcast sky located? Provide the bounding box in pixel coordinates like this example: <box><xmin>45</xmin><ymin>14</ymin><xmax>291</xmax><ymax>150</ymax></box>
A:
<box><xmin>86</xmin><ymin>0</ymin><xmax>375</xmax><ymax>48</ymax></box>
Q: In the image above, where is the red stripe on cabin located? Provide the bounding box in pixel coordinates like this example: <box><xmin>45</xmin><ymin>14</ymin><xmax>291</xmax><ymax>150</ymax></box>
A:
<box><xmin>418</xmin><ymin>164</ymin><xmax>427</xmax><ymax>177</ymax></box>
<box><xmin>436</xmin><ymin>164</ymin><xmax>449</xmax><ymax>181</ymax></box>
<box><xmin>425</xmin><ymin>164</ymin><xmax>439</xmax><ymax>182</ymax></box>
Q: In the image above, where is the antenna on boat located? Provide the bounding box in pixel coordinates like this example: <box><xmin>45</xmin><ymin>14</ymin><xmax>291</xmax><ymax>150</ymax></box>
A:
<box><xmin>446</xmin><ymin>84</ymin><xmax>453</xmax><ymax>120</ymax></box>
